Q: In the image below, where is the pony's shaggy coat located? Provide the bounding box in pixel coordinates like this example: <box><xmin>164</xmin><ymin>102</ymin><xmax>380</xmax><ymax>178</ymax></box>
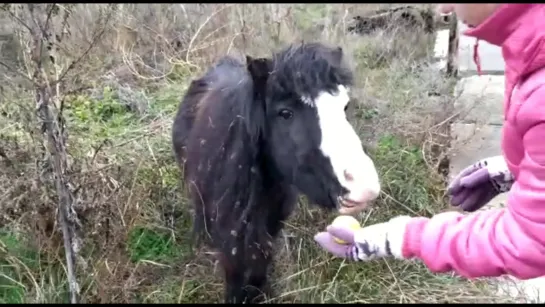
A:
<box><xmin>172</xmin><ymin>42</ymin><xmax>360</xmax><ymax>303</ymax></box>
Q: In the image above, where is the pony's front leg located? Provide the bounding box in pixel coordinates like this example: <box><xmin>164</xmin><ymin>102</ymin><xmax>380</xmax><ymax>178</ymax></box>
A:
<box><xmin>221</xmin><ymin>249</ymin><xmax>272</xmax><ymax>304</ymax></box>
<box><xmin>243</xmin><ymin>248</ymin><xmax>273</xmax><ymax>304</ymax></box>
<box><xmin>224</xmin><ymin>270</ymin><xmax>246</xmax><ymax>304</ymax></box>
<box><xmin>220</xmin><ymin>251</ymin><xmax>245</xmax><ymax>304</ymax></box>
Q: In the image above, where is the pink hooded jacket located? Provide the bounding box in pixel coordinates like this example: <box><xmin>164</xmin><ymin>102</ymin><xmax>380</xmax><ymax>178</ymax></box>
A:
<box><xmin>402</xmin><ymin>4</ymin><xmax>545</xmax><ymax>279</ymax></box>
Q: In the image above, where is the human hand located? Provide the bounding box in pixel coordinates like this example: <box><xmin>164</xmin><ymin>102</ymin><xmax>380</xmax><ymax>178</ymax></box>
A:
<box><xmin>447</xmin><ymin>155</ymin><xmax>514</xmax><ymax>212</ymax></box>
<box><xmin>314</xmin><ymin>216</ymin><xmax>411</xmax><ymax>261</ymax></box>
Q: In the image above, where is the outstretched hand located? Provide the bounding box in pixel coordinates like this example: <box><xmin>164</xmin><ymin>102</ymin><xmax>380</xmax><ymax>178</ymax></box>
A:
<box><xmin>314</xmin><ymin>216</ymin><xmax>412</xmax><ymax>261</ymax></box>
<box><xmin>314</xmin><ymin>224</ymin><xmax>357</xmax><ymax>259</ymax></box>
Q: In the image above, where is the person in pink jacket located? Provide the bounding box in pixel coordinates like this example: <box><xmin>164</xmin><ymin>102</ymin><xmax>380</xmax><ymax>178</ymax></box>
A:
<box><xmin>314</xmin><ymin>3</ymin><xmax>545</xmax><ymax>280</ymax></box>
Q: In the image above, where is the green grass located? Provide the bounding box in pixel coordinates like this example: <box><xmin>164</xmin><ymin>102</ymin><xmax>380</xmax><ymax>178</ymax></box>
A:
<box><xmin>373</xmin><ymin>134</ymin><xmax>439</xmax><ymax>216</ymax></box>
<box><xmin>0</xmin><ymin>230</ymin><xmax>70</xmax><ymax>303</ymax></box>
<box><xmin>127</xmin><ymin>227</ymin><xmax>181</xmax><ymax>263</ymax></box>
<box><xmin>0</xmin><ymin>66</ymin><xmax>500</xmax><ymax>303</ymax></box>
<box><xmin>0</xmin><ymin>79</ymin><xmax>504</xmax><ymax>303</ymax></box>
<box><xmin>0</xmin><ymin>232</ymin><xmax>29</xmax><ymax>304</ymax></box>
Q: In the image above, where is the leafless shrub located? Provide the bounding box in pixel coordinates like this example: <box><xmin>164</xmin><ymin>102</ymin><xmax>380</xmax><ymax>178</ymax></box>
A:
<box><xmin>0</xmin><ymin>3</ymin><xmax>116</xmax><ymax>302</ymax></box>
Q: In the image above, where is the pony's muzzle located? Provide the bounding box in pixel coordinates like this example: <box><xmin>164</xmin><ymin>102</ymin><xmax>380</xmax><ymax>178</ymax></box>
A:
<box><xmin>337</xmin><ymin>197</ymin><xmax>367</xmax><ymax>215</ymax></box>
<box><xmin>337</xmin><ymin>189</ymin><xmax>379</xmax><ymax>215</ymax></box>
<box><xmin>336</xmin><ymin>168</ymin><xmax>380</xmax><ymax>215</ymax></box>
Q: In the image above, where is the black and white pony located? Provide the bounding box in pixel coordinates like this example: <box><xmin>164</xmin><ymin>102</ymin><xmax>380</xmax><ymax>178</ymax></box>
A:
<box><xmin>171</xmin><ymin>42</ymin><xmax>380</xmax><ymax>303</ymax></box>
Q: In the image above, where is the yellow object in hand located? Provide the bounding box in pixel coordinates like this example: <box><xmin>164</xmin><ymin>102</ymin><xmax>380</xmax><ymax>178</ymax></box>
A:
<box><xmin>331</xmin><ymin>215</ymin><xmax>361</xmax><ymax>244</ymax></box>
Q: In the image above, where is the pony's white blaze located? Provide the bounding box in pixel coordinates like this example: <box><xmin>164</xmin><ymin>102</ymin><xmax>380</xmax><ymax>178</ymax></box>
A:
<box><xmin>314</xmin><ymin>85</ymin><xmax>381</xmax><ymax>206</ymax></box>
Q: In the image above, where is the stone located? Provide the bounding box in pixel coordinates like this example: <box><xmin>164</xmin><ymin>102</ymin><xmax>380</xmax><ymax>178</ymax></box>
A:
<box><xmin>454</xmin><ymin>75</ymin><xmax>505</xmax><ymax>125</ymax></box>
<box><xmin>433</xmin><ymin>29</ymin><xmax>450</xmax><ymax>60</ymax></box>
<box><xmin>432</xmin><ymin>29</ymin><xmax>450</xmax><ymax>71</ymax></box>
<box><xmin>449</xmin><ymin>122</ymin><xmax>507</xmax><ymax>209</ymax></box>
<box><xmin>457</xmin><ymin>22</ymin><xmax>505</xmax><ymax>73</ymax></box>
<box><xmin>449</xmin><ymin>122</ymin><xmax>503</xmax><ymax>174</ymax></box>
<box><xmin>496</xmin><ymin>276</ymin><xmax>545</xmax><ymax>303</ymax></box>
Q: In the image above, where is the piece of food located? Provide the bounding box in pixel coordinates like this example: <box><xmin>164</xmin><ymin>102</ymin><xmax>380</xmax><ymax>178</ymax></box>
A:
<box><xmin>331</xmin><ymin>215</ymin><xmax>361</xmax><ymax>244</ymax></box>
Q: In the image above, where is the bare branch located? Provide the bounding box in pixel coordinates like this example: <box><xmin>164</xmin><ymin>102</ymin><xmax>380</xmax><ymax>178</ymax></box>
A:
<box><xmin>26</xmin><ymin>4</ymin><xmax>40</xmax><ymax>36</ymax></box>
<box><xmin>42</xmin><ymin>4</ymin><xmax>56</xmax><ymax>35</ymax></box>
<box><xmin>4</xmin><ymin>3</ymin><xmax>98</xmax><ymax>303</ymax></box>
<box><xmin>55</xmin><ymin>6</ymin><xmax>114</xmax><ymax>83</ymax></box>
<box><xmin>36</xmin><ymin>4</ymin><xmax>57</xmax><ymax>62</ymax></box>
<box><xmin>0</xmin><ymin>60</ymin><xmax>36</xmax><ymax>84</ymax></box>
<box><xmin>185</xmin><ymin>4</ymin><xmax>233</xmax><ymax>63</ymax></box>
<box><xmin>0</xmin><ymin>5</ymin><xmax>33</xmax><ymax>34</ymax></box>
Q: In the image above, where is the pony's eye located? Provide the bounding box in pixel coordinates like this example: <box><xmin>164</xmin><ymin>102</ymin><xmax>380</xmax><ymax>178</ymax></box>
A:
<box><xmin>344</xmin><ymin>104</ymin><xmax>349</xmax><ymax>112</ymax></box>
<box><xmin>278</xmin><ymin>109</ymin><xmax>293</xmax><ymax>119</ymax></box>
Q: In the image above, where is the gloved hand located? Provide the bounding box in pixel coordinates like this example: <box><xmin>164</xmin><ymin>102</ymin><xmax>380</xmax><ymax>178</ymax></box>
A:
<box><xmin>447</xmin><ymin>155</ymin><xmax>514</xmax><ymax>212</ymax></box>
<box><xmin>314</xmin><ymin>216</ymin><xmax>411</xmax><ymax>261</ymax></box>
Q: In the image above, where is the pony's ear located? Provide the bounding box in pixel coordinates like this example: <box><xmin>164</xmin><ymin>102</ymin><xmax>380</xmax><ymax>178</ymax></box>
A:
<box><xmin>246</xmin><ymin>55</ymin><xmax>272</xmax><ymax>98</ymax></box>
<box><xmin>246</xmin><ymin>56</ymin><xmax>271</xmax><ymax>76</ymax></box>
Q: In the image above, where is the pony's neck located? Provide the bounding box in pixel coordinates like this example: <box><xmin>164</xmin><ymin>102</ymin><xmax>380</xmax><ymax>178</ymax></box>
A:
<box><xmin>258</xmin><ymin>144</ymin><xmax>286</xmax><ymax>184</ymax></box>
<box><xmin>241</xmin><ymin>149</ymin><xmax>296</xmax><ymax>239</ymax></box>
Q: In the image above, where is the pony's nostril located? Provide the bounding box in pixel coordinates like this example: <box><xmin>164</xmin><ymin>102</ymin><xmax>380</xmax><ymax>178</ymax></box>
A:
<box><xmin>343</xmin><ymin>169</ymin><xmax>354</xmax><ymax>182</ymax></box>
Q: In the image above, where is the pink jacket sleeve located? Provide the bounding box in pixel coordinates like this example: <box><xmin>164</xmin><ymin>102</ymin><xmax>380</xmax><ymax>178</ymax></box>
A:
<box><xmin>401</xmin><ymin>88</ymin><xmax>545</xmax><ymax>280</ymax></box>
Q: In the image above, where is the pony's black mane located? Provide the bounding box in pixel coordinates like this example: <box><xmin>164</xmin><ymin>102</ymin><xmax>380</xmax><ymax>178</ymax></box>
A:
<box><xmin>268</xmin><ymin>42</ymin><xmax>354</xmax><ymax>103</ymax></box>
<box><xmin>180</xmin><ymin>55</ymin><xmax>267</xmax><ymax>248</ymax></box>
